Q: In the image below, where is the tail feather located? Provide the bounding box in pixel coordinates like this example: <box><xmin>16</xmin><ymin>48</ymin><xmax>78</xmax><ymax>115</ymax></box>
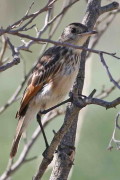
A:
<box><xmin>10</xmin><ymin>134</ymin><xmax>22</xmax><ymax>158</ymax></box>
<box><xmin>10</xmin><ymin>105</ymin><xmax>39</xmax><ymax>158</ymax></box>
<box><xmin>10</xmin><ymin>118</ymin><xmax>25</xmax><ymax>158</ymax></box>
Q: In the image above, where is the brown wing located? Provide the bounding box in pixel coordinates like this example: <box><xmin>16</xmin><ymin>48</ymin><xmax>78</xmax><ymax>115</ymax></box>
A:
<box><xmin>17</xmin><ymin>46</ymin><xmax>68</xmax><ymax>118</ymax></box>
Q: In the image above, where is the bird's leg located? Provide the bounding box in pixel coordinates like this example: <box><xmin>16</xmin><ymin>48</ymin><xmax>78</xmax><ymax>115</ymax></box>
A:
<box><xmin>40</xmin><ymin>92</ymin><xmax>87</xmax><ymax>115</ymax></box>
<box><xmin>41</xmin><ymin>98</ymin><xmax>72</xmax><ymax>114</ymax></box>
<box><xmin>37</xmin><ymin>113</ymin><xmax>49</xmax><ymax>149</ymax></box>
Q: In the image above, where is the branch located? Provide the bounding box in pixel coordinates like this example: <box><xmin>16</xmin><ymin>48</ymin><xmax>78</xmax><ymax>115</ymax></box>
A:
<box><xmin>0</xmin><ymin>38</ymin><xmax>20</xmax><ymax>72</ymax></box>
<box><xmin>99</xmin><ymin>52</ymin><xmax>120</xmax><ymax>89</ymax></box>
<box><xmin>0</xmin><ymin>36</ymin><xmax>7</xmax><ymax>64</ymax></box>
<box><xmin>95</xmin><ymin>78</ymin><xmax>120</xmax><ymax>99</ymax></box>
<box><xmin>5</xmin><ymin>32</ymin><xmax>120</xmax><ymax>58</ymax></box>
<box><xmin>1</xmin><ymin>34</ymin><xmax>119</xmax><ymax>73</ymax></box>
<box><xmin>0</xmin><ymin>0</ymin><xmax>58</xmax><ymax>34</ymax></box>
<box><xmin>0</xmin><ymin>76</ymin><xmax>28</xmax><ymax>114</ymax></box>
<box><xmin>13</xmin><ymin>0</ymin><xmax>79</xmax><ymax>51</ymax></box>
<box><xmin>73</xmin><ymin>93</ymin><xmax>120</xmax><ymax>109</ymax></box>
<box><xmin>87</xmin><ymin>8</ymin><xmax>120</xmax><ymax>58</ymax></box>
<box><xmin>100</xmin><ymin>2</ymin><xmax>119</xmax><ymax>15</ymax></box>
<box><xmin>0</xmin><ymin>57</ymin><xmax>20</xmax><ymax>72</ymax></box>
<box><xmin>0</xmin><ymin>0</ymin><xmax>60</xmax><ymax>72</ymax></box>
<box><xmin>108</xmin><ymin>112</ymin><xmax>120</xmax><ymax>150</ymax></box>
<box><xmin>49</xmin><ymin>0</ymin><xmax>79</xmax><ymax>38</ymax></box>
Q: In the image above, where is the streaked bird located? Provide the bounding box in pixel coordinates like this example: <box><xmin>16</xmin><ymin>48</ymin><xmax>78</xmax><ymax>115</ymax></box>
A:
<box><xmin>10</xmin><ymin>22</ymin><xmax>96</xmax><ymax>158</ymax></box>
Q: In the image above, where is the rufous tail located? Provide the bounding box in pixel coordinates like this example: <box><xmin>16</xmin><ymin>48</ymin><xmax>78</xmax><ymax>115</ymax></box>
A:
<box><xmin>10</xmin><ymin>105</ymin><xmax>39</xmax><ymax>158</ymax></box>
<box><xmin>10</xmin><ymin>118</ymin><xmax>24</xmax><ymax>158</ymax></box>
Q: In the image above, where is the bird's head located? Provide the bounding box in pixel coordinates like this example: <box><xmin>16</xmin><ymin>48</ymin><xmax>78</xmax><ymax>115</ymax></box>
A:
<box><xmin>59</xmin><ymin>23</ymin><xmax>97</xmax><ymax>46</ymax></box>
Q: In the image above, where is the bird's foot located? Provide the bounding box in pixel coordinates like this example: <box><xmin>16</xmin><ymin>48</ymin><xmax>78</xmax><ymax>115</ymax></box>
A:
<box><xmin>69</xmin><ymin>91</ymin><xmax>86</xmax><ymax>108</ymax></box>
<box><xmin>42</xmin><ymin>146</ymin><xmax>53</xmax><ymax>163</ymax></box>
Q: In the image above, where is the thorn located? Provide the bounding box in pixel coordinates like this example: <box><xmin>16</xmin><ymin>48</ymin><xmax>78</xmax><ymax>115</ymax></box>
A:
<box><xmin>113</xmin><ymin>53</ymin><xmax>116</xmax><ymax>55</ymax></box>
<box><xmin>53</xmin><ymin>130</ymin><xmax>56</xmax><ymax>135</ymax></box>
<box><xmin>35</xmin><ymin>26</ymin><xmax>39</xmax><ymax>33</ymax></box>
<box><xmin>20</xmin><ymin>39</ymin><xmax>27</xmax><ymax>45</ymax></box>
<box><xmin>88</xmin><ymin>89</ymin><xmax>96</xmax><ymax>98</ymax></box>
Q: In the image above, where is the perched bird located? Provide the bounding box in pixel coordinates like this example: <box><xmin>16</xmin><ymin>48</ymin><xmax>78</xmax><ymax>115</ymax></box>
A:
<box><xmin>10</xmin><ymin>22</ymin><xmax>96</xmax><ymax>158</ymax></box>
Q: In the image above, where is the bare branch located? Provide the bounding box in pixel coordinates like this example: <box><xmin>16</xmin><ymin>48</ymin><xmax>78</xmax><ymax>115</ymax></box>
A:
<box><xmin>0</xmin><ymin>57</ymin><xmax>20</xmax><ymax>72</ymax></box>
<box><xmin>5</xmin><ymin>32</ymin><xmax>120</xmax><ymax>59</ymax></box>
<box><xmin>75</xmin><ymin>94</ymin><xmax>120</xmax><ymax>109</ymax></box>
<box><xmin>100</xmin><ymin>2</ymin><xmax>119</xmax><ymax>15</ymax></box>
<box><xmin>0</xmin><ymin>38</ymin><xmax>20</xmax><ymax>72</ymax></box>
<box><xmin>0</xmin><ymin>79</ymin><xmax>25</xmax><ymax>114</ymax></box>
<box><xmin>24</xmin><ymin>156</ymin><xmax>37</xmax><ymax>163</ymax></box>
<box><xmin>99</xmin><ymin>52</ymin><xmax>120</xmax><ymax>89</ymax></box>
<box><xmin>95</xmin><ymin>78</ymin><xmax>120</xmax><ymax>99</ymax></box>
<box><xmin>48</xmin><ymin>0</ymin><xmax>79</xmax><ymax>38</ymax></box>
<box><xmin>25</xmin><ymin>1</ymin><xmax>35</xmax><ymax>16</ymax></box>
<box><xmin>1</xmin><ymin>0</ymin><xmax>58</xmax><ymax>31</ymax></box>
<box><xmin>87</xmin><ymin>8</ymin><xmax>120</xmax><ymax>58</ymax></box>
<box><xmin>0</xmin><ymin>36</ymin><xmax>7</xmax><ymax>64</ymax></box>
<box><xmin>108</xmin><ymin>112</ymin><xmax>120</xmax><ymax>150</ymax></box>
<box><xmin>15</xmin><ymin>0</ymin><xmax>79</xmax><ymax>51</ymax></box>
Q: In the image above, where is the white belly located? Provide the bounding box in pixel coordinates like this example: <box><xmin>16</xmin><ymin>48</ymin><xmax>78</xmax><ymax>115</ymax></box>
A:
<box><xmin>35</xmin><ymin>64</ymin><xmax>79</xmax><ymax>110</ymax></box>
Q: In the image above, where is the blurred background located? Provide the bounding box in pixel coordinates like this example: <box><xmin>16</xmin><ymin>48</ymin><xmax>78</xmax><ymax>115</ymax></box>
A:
<box><xmin>0</xmin><ymin>0</ymin><xmax>120</xmax><ymax>179</ymax></box>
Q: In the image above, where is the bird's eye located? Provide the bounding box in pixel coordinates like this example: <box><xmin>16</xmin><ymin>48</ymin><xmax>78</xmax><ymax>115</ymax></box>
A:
<box><xmin>71</xmin><ymin>28</ymin><xmax>77</xmax><ymax>33</ymax></box>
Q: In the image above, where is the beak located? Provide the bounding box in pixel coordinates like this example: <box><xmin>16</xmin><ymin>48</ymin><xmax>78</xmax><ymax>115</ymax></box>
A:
<box><xmin>78</xmin><ymin>30</ymin><xmax>97</xmax><ymax>36</ymax></box>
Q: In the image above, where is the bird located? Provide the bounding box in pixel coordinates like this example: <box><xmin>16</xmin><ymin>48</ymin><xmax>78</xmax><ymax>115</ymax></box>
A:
<box><xmin>10</xmin><ymin>22</ymin><xmax>96</xmax><ymax>158</ymax></box>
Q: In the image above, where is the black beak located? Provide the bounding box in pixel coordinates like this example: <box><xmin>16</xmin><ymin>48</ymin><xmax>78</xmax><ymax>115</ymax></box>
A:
<box><xmin>78</xmin><ymin>30</ymin><xmax>97</xmax><ymax>36</ymax></box>
<box><xmin>90</xmin><ymin>30</ymin><xmax>97</xmax><ymax>34</ymax></box>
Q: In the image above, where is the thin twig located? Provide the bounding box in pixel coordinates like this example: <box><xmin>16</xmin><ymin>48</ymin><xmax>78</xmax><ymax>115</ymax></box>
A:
<box><xmin>1</xmin><ymin>36</ymin><xmax>119</xmax><ymax>72</ymax></box>
<box><xmin>0</xmin><ymin>75</ymin><xmax>29</xmax><ymax>114</ymax></box>
<box><xmin>0</xmin><ymin>36</ymin><xmax>7</xmax><ymax>64</ymax></box>
<box><xmin>108</xmin><ymin>112</ymin><xmax>120</xmax><ymax>150</ymax></box>
<box><xmin>95</xmin><ymin>78</ymin><xmax>120</xmax><ymax>99</ymax></box>
<box><xmin>1</xmin><ymin>0</ymin><xmax>58</xmax><ymax>31</ymax></box>
<box><xmin>7</xmin><ymin>32</ymin><xmax>120</xmax><ymax>58</ymax></box>
<box><xmin>100</xmin><ymin>2</ymin><xmax>119</xmax><ymax>15</ymax></box>
<box><xmin>87</xmin><ymin>8</ymin><xmax>120</xmax><ymax>58</ymax></box>
<box><xmin>99</xmin><ymin>52</ymin><xmax>120</xmax><ymax>89</ymax></box>
<box><xmin>0</xmin><ymin>38</ymin><xmax>20</xmax><ymax>72</ymax></box>
<box><xmin>0</xmin><ymin>58</ymin><xmax>20</xmax><ymax>72</ymax></box>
